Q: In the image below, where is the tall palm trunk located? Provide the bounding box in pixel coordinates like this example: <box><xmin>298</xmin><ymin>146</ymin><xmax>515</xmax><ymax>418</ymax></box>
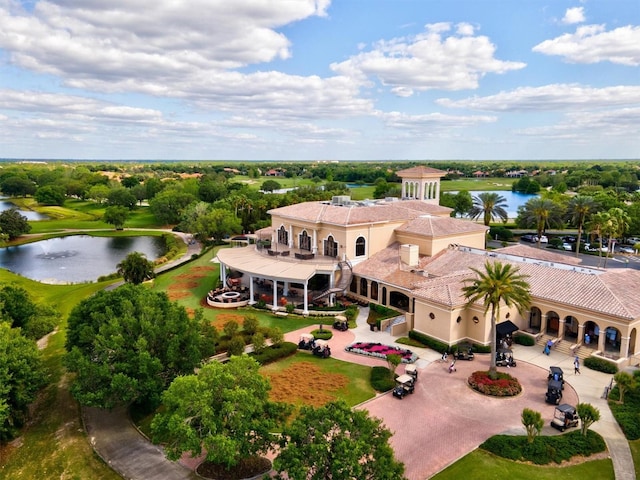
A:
<box><xmin>576</xmin><ymin>223</ymin><xmax>583</xmax><ymax>258</ymax></box>
<box><xmin>489</xmin><ymin>304</ymin><xmax>497</xmax><ymax>378</ymax></box>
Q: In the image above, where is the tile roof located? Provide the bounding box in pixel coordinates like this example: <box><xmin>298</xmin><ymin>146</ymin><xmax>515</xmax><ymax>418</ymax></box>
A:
<box><xmin>354</xmin><ymin>245</ymin><xmax>640</xmax><ymax>319</ymax></box>
<box><xmin>495</xmin><ymin>244</ymin><xmax>581</xmax><ymax>265</ymax></box>
<box><xmin>268</xmin><ymin>199</ymin><xmax>452</xmax><ymax>226</ymax></box>
<box><xmin>396</xmin><ymin>215</ymin><xmax>488</xmax><ymax>237</ymax></box>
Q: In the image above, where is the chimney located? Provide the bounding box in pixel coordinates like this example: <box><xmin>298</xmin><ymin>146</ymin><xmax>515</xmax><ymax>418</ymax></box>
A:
<box><xmin>400</xmin><ymin>244</ymin><xmax>419</xmax><ymax>267</ymax></box>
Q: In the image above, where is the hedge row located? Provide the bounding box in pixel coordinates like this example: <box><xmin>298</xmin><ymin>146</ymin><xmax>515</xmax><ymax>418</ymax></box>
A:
<box><xmin>584</xmin><ymin>356</ymin><xmax>619</xmax><ymax>374</ymax></box>
<box><xmin>408</xmin><ymin>330</ymin><xmax>449</xmax><ymax>354</ymax></box>
<box><xmin>310</xmin><ymin>329</ymin><xmax>333</xmax><ymax>340</ymax></box>
<box><xmin>481</xmin><ymin>430</ymin><xmax>606</xmax><ymax>465</ymax></box>
<box><xmin>514</xmin><ymin>334</ymin><xmax>535</xmax><ymax>346</ymax></box>
<box><xmin>608</xmin><ymin>371</ymin><xmax>640</xmax><ymax>440</ymax></box>
<box><xmin>249</xmin><ymin>341</ymin><xmax>298</xmax><ymax>365</ymax></box>
<box><xmin>370</xmin><ymin>366</ymin><xmax>395</xmax><ymax>392</ymax></box>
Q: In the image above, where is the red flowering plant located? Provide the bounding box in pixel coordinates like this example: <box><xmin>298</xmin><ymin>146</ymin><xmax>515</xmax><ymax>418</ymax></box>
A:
<box><xmin>468</xmin><ymin>371</ymin><xmax>522</xmax><ymax>397</ymax></box>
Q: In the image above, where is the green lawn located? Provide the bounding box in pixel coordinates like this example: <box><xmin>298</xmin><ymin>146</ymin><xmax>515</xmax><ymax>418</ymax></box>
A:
<box><xmin>440</xmin><ymin>177</ymin><xmax>515</xmax><ymax>192</ymax></box>
<box><xmin>631</xmin><ymin>439</ymin><xmax>640</xmax><ymax>478</ymax></box>
<box><xmin>432</xmin><ymin>449</ymin><xmax>614</xmax><ymax>480</ymax></box>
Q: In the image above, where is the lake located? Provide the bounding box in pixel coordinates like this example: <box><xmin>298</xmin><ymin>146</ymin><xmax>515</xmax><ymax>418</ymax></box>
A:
<box><xmin>0</xmin><ymin>235</ymin><xmax>167</xmax><ymax>284</ymax></box>
<box><xmin>0</xmin><ymin>198</ymin><xmax>48</xmax><ymax>220</ymax></box>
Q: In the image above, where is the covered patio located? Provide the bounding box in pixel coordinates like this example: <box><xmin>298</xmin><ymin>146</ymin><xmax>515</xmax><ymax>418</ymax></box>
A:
<box><xmin>215</xmin><ymin>246</ymin><xmax>339</xmax><ymax>314</ymax></box>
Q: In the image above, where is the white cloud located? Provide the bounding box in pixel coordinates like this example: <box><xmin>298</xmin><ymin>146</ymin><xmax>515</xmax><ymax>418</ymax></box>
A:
<box><xmin>562</xmin><ymin>7</ymin><xmax>585</xmax><ymax>25</ymax></box>
<box><xmin>437</xmin><ymin>84</ymin><xmax>640</xmax><ymax>111</ymax></box>
<box><xmin>379</xmin><ymin>110</ymin><xmax>496</xmax><ymax>131</ymax></box>
<box><xmin>533</xmin><ymin>24</ymin><xmax>640</xmax><ymax>65</ymax></box>
<box><xmin>331</xmin><ymin>22</ymin><xmax>525</xmax><ymax>95</ymax></box>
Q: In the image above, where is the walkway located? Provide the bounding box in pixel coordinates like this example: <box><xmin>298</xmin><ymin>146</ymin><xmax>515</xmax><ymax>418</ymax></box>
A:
<box><xmin>83</xmin><ymin>302</ymin><xmax>637</xmax><ymax>480</ymax></box>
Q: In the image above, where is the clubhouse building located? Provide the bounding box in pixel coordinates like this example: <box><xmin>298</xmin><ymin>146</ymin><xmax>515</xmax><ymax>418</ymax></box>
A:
<box><xmin>216</xmin><ymin>166</ymin><xmax>640</xmax><ymax>367</ymax></box>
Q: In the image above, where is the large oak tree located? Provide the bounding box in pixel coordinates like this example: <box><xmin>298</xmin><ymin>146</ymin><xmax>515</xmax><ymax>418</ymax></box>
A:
<box><xmin>65</xmin><ymin>284</ymin><xmax>207</xmax><ymax>409</ymax></box>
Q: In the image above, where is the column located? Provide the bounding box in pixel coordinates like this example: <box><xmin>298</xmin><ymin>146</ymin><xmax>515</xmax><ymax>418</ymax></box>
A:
<box><xmin>597</xmin><ymin>331</ymin><xmax>606</xmax><ymax>353</ymax></box>
<box><xmin>249</xmin><ymin>275</ymin><xmax>256</xmax><ymax>305</ymax></box>
<box><xmin>303</xmin><ymin>282</ymin><xmax>309</xmax><ymax>315</ymax></box>
<box><xmin>435</xmin><ymin>181</ymin><xmax>440</xmax><ymax>200</ymax></box>
<box><xmin>557</xmin><ymin>319</ymin><xmax>566</xmax><ymax>339</ymax></box>
<box><xmin>577</xmin><ymin>323</ymin><xmax>585</xmax><ymax>345</ymax></box>
<box><xmin>328</xmin><ymin>272</ymin><xmax>335</xmax><ymax>307</ymax></box>
<box><xmin>312</xmin><ymin>230</ymin><xmax>317</xmax><ymax>254</ymax></box>
<box><xmin>619</xmin><ymin>336</ymin><xmax>630</xmax><ymax>359</ymax></box>
<box><xmin>540</xmin><ymin>314</ymin><xmax>548</xmax><ymax>335</ymax></box>
<box><xmin>220</xmin><ymin>262</ymin><xmax>227</xmax><ymax>287</ymax></box>
<box><xmin>272</xmin><ymin>280</ymin><xmax>278</xmax><ymax>310</ymax></box>
<box><xmin>283</xmin><ymin>281</ymin><xmax>289</xmax><ymax>296</ymax></box>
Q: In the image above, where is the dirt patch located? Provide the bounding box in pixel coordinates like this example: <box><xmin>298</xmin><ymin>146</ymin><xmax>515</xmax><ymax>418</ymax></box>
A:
<box><xmin>167</xmin><ymin>291</ymin><xmax>191</xmax><ymax>300</ymax></box>
<box><xmin>169</xmin><ymin>280</ymin><xmax>200</xmax><ymax>290</ymax></box>
<box><xmin>175</xmin><ymin>273</ymin><xmax>208</xmax><ymax>280</ymax></box>
<box><xmin>188</xmin><ymin>266</ymin><xmax>216</xmax><ymax>273</ymax></box>
<box><xmin>264</xmin><ymin>361</ymin><xmax>349</xmax><ymax>407</ymax></box>
<box><xmin>185</xmin><ymin>308</ymin><xmax>196</xmax><ymax>318</ymax></box>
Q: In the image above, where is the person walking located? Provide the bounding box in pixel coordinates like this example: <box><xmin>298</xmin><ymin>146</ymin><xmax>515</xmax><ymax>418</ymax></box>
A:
<box><xmin>574</xmin><ymin>356</ymin><xmax>581</xmax><ymax>375</ymax></box>
<box><xmin>448</xmin><ymin>359</ymin><xmax>457</xmax><ymax>374</ymax></box>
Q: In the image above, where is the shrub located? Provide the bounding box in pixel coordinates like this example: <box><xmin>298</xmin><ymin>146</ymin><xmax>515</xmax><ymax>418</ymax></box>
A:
<box><xmin>408</xmin><ymin>330</ymin><xmax>449</xmax><ymax>354</ymax></box>
<box><xmin>223</xmin><ymin>320</ymin><xmax>240</xmax><ymax>338</ymax></box>
<box><xmin>481</xmin><ymin>430</ymin><xmax>606</xmax><ymax>465</ymax></box>
<box><xmin>249</xmin><ymin>341</ymin><xmax>297</xmax><ymax>365</ymax></box>
<box><xmin>468</xmin><ymin>371</ymin><xmax>522</xmax><ymax>397</ymax></box>
<box><xmin>584</xmin><ymin>356</ymin><xmax>618</xmax><ymax>374</ymax></box>
<box><xmin>489</xmin><ymin>226</ymin><xmax>514</xmax><ymax>241</ymax></box>
<box><xmin>227</xmin><ymin>335</ymin><xmax>246</xmax><ymax>357</ymax></box>
<box><xmin>370</xmin><ymin>366</ymin><xmax>395</xmax><ymax>392</ymax></box>
<box><xmin>311</xmin><ymin>329</ymin><xmax>333</xmax><ymax>340</ymax></box>
<box><xmin>242</xmin><ymin>315</ymin><xmax>259</xmax><ymax>335</ymax></box>
<box><xmin>513</xmin><ymin>334</ymin><xmax>535</xmax><ymax>346</ymax></box>
<box><xmin>251</xmin><ymin>332</ymin><xmax>266</xmax><ymax>353</ymax></box>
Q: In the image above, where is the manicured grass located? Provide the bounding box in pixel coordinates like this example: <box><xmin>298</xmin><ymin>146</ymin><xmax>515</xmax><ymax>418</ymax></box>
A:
<box><xmin>631</xmin><ymin>439</ymin><xmax>640</xmax><ymax>478</ymax></box>
<box><xmin>432</xmin><ymin>449</ymin><xmax>614</xmax><ymax>480</ymax></box>
<box><xmin>441</xmin><ymin>177</ymin><xmax>515</xmax><ymax>192</ymax></box>
<box><xmin>348</xmin><ymin>185</ymin><xmax>376</xmax><ymax>200</ymax></box>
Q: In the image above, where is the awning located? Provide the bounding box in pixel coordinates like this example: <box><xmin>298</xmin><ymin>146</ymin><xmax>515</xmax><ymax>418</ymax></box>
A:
<box><xmin>496</xmin><ymin>320</ymin><xmax>519</xmax><ymax>337</ymax></box>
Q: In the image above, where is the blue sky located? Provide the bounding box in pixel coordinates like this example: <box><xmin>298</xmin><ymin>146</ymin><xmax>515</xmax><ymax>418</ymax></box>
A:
<box><xmin>0</xmin><ymin>0</ymin><xmax>638</xmax><ymax>161</ymax></box>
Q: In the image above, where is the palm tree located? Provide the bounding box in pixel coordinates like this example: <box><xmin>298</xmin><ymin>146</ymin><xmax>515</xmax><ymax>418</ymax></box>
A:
<box><xmin>519</xmin><ymin>198</ymin><xmax>564</xmax><ymax>248</ymax></box>
<box><xmin>587</xmin><ymin>212</ymin><xmax>611</xmax><ymax>268</ymax></box>
<box><xmin>462</xmin><ymin>261</ymin><xmax>531</xmax><ymax>379</ymax></box>
<box><xmin>469</xmin><ymin>192</ymin><xmax>509</xmax><ymax>226</ymax></box>
<box><xmin>566</xmin><ymin>196</ymin><xmax>597</xmax><ymax>257</ymax></box>
<box><xmin>604</xmin><ymin>207</ymin><xmax>630</xmax><ymax>268</ymax></box>
<box><xmin>117</xmin><ymin>251</ymin><xmax>156</xmax><ymax>284</ymax></box>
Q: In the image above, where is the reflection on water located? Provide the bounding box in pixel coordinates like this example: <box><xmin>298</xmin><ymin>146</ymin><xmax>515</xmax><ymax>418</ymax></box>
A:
<box><xmin>0</xmin><ymin>235</ymin><xmax>167</xmax><ymax>284</ymax></box>
<box><xmin>0</xmin><ymin>199</ymin><xmax>48</xmax><ymax>220</ymax></box>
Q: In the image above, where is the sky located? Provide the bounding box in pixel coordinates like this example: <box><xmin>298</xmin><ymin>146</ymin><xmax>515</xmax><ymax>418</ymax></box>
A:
<box><xmin>0</xmin><ymin>0</ymin><xmax>638</xmax><ymax>161</ymax></box>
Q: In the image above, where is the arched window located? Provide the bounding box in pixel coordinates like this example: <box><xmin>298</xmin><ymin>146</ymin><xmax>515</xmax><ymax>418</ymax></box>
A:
<box><xmin>277</xmin><ymin>226</ymin><xmax>288</xmax><ymax>246</ymax></box>
<box><xmin>324</xmin><ymin>235</ymin><xmax>338</xmax><ymax>258</ymax></box>
<box><xmin>299</xmin><ymin>231</ymin><xmax>311</xmax><ymax>251</ymax></box>
<box><xmin>355</xmin><ymin>236</ymin><xmax>366</xmax><ymax>256</ymax></box>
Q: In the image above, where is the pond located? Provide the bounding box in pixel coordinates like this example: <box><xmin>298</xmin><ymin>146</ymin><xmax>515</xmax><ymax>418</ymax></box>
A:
<box><xmin>0</xmin><ymin>198</ymin><xmax>48</xmax><ymax>220</ymax></box>
<box><xmin>454</xmin><ymin>190</ymin><xmax>538</xmax><ymax>218</ymax></box>
<box><xmin>0</xmin><ymin>235</ymin><xmax>167</xmax><ymax>284</ymax></box>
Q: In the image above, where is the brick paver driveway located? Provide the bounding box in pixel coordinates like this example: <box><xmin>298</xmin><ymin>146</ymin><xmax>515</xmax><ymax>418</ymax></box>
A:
<box><xmin>285</xmin><ymin>327</ymin><xmax>578</xmax><ymax>480</ymax></box>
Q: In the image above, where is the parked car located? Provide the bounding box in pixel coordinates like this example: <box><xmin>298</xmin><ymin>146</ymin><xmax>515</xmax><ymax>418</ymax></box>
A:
<box><xmin>562</xmin><ymin>243</ymin><xmax>573</xmax><ymax>251</ymax></box>
<box><xmin>392</xmin><ymin>374</ymin><xmax>415</xmax><ymax>399</ymax></box>
<box><xmin>521</xmin><ymin>234</ymin><xmax>535</xmax><ymax>243</ymax></box>
<box><xmin>618</xmin><ymin>246</ymin><xmax>635</xmax><ymax>254</ymax></box>
<box><xmin>533</xmin><ymin>235</ymin><xmax>548</xmax><ymax>243</ymax></box>
<box><xmin>626</xmin><ymin>237</ymin><xmax>640</xmax><ymax>245</ymax></box>
<box><xmin>550</xmin><ymin>404</ymin><xmax>580</xmax><ymax>431</ymax></box>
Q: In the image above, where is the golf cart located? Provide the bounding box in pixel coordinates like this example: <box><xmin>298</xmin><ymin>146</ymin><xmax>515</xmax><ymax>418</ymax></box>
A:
<box><xmin>312</xmin><ymin>339</ymin><xmax>331</xmax><ymax>358</ymax></box>
<box><xmin>496</xmin><ymin>348</ymin><xmax>516</xmax><ymax>367</ymax></box>
<box><xmin>392</xmin><ymin>374</ymin><xmax>415</xmax><ymax>399</ymax></box>
<box><xmin>547</xmin><ymin>366</ymin><xmax>565</xmax><ymax>389</ymax></box>
<box><xmin>298</xmin><ymin>333</ymin><xmax>315</xmax><ymax>351</ymax></box>
<box><xmin>550</xmin><ymin>404</ymin><xmax>580</xmax><ymax>431</ymax></box>
<box><xmin>404</xmin><ymin>364</ymin><xmax>418</xmax><ymax>380</ymax></box>
<box><xmin>545</xmin><ymin>379</ymin><xmax>563</xmax><ymax>405</ymax></box>
<box><xmin>333</xmin><ymin>315</ymin><xmax>349</xmax><ymax>331</ymax></box>
<box><xmin>454</xmin><ymin>343</ymin><xmax>475</xmax><ymax>361</ymax></box>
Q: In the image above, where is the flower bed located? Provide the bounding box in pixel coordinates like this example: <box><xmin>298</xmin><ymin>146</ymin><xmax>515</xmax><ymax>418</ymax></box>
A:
<box><xmin>345</xmin><ymin>342</ymin><xmax>417</xmax><ymax>363</ymax></box>
<box><xmin>468</xmin><ymin>370</ymin><xmax>522</xmax><ymax>397</ymax></box>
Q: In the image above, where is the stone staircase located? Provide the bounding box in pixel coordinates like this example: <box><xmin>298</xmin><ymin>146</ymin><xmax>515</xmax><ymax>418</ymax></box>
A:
<box><xmin>536</xmin><ymin>334</ymin><xmax>592</xmax><ymax>360</ymax></box>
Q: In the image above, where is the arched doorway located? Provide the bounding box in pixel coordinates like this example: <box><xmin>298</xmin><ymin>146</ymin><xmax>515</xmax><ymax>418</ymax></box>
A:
<box><xmin>604</xmin><ymin>327</ymin><xmax>621</xmax><ymax>355</ymax></box>
<box><xmin>583</xmin><ymin>321</ymin><xmax>600</xmax><ymax>348</ymax></box>
<box><xmin>546</xmin><ymin>311</ymin><xmax>560</xmax><ymax>336</ymax></box>
<box><xmin>563</xmin><ymin>315</ymin><xmax>579</xmax><ymax>342</ymax></box>
<box><xmin>630</xmin><ymin>328</ymin><xmax>637</xmax><ymax>357</ymax></box>
<box><xmin>350</xmin><ymin>276</ymin><xmax>357</xmax><ymax>294</ymax></box>
<box><xmin>529</xmin><ymin>307</ymin><xmax>541</xmax><ymax>332</ymax></box>
<box><xmin>389</xmin><ymin>291</ymin><xmax>409</xmax><ymax>311</ymax></box>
